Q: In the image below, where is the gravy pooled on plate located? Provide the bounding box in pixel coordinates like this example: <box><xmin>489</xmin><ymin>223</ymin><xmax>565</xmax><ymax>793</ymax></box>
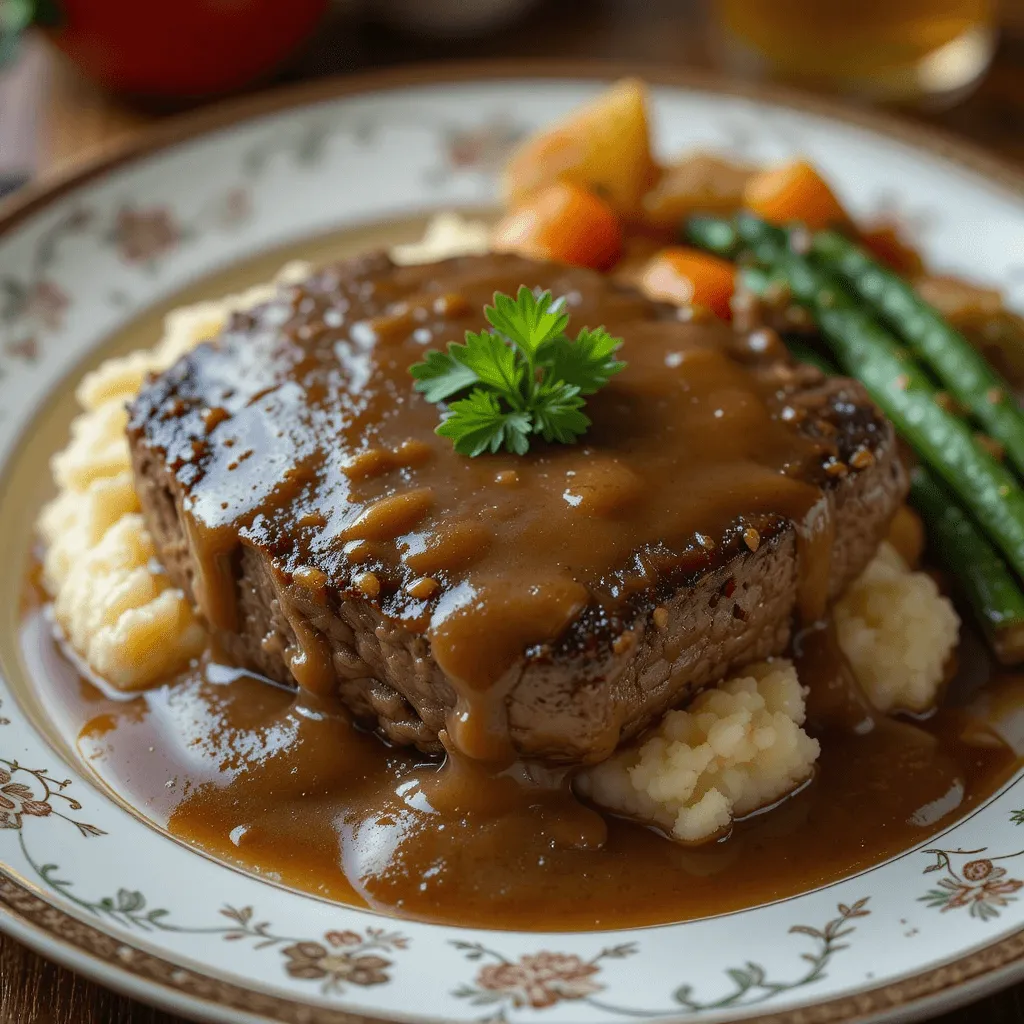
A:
<box><xmin>21</xmin><ymin>249</ymin><xmax>1021</xmax><ymax>929</ymax></box>
<box><xmin>21</xmin><ymin>581</ymin><xmax>1019</xmax><ymax>930</ymax></box>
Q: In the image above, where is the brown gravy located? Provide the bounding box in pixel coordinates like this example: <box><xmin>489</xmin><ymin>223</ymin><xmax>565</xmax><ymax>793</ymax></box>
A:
<box><xmin>21</xmin><ymin>578</ymin><xmax>1021</xmax><ymax>932</ymax></box>
<box><xmin>20</xmin><ymin>247</ymin><xmax>1024</xmax><ymax>933</ymax></box>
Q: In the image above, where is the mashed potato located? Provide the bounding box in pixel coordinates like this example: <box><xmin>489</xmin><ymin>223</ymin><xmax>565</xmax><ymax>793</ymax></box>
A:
<box><xmin>391</xmin><ymin>212</ymin><xmax>491</xmax><ymax>266</ymax></box>
<box><xmin>577</xmin><ymin>660</ymin><xmax>819</xmax><ymax>843</ymax></box>
<box><xmin>575</xmin><ymin>541</ymin><xmax>959</xmax><ymax>843</ymax></box>
<box><xmin>39</xmin><ymin>261</ymin><xmax>310</xmax><ymax>690</ymax></box>
<box><xmin>834</xmin><ymin>541</ymin><xmax>960</xmax><ymax>714</ymax></box>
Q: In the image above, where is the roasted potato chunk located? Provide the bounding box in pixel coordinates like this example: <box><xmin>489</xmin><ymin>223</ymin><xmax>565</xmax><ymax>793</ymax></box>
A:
<box><xmin>501</xmin><ymin>78</ymin><xmax>655</xmax><ymax>216</ymax></box>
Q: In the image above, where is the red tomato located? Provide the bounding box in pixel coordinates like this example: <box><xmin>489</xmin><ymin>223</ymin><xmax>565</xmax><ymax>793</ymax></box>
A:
<box><xmin>46</xmin><ymin>0</ymin><xmax>328</xmax><ymax>98</ymax></box>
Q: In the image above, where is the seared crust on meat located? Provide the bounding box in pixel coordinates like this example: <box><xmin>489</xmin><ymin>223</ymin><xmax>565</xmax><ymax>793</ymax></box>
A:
<box><xmin>128</xmin><ymin>253</ymin><xmax>906</xmax><ymax>763</ymax></box>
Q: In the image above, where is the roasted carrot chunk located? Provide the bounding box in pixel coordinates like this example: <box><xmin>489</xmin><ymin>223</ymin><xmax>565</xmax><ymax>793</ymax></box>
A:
<box><xmin>640</xmin><ymin>247</ymin><xmax>736</xmax><ymax>320</ymax></box>
<box><xmin>743</xmin><ymin>159</ymin><xmax>847</xmax><ymax>230</ymax></box>
<box><xmin>491</xmin><ymin>181</ymin><xmax>624</xmax><ymax>271</ymax></box>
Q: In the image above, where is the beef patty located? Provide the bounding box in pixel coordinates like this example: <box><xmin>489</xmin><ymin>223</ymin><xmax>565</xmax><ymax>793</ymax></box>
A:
<box><xmin>127</xmin><ymin>252</ymin><xmax>906</xmax><ymax>763</ymax></box>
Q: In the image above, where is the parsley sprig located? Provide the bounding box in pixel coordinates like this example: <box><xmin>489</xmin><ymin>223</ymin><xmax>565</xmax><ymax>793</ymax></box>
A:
<box><xmin>410</xmin><ymin>286</ymin><xmax>625</xmax><ymax>456</ymax></box>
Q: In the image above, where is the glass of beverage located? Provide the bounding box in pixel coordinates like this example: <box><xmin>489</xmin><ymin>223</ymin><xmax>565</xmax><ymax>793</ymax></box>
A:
<box><xmin>709</xmin><ymin>0</ymin><xmax>998</xmax><ymax>106</ymax></box>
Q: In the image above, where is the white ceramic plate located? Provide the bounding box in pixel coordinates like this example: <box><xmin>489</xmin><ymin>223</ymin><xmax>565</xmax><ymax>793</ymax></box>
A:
<box><xmin>3</xmin><ymin>64</ymin><xmax>1024</xmax><ymax>1024</ymax></box>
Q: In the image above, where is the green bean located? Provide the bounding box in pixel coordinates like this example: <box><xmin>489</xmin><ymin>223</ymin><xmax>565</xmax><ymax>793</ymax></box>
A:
<box><xmin>909</xmin><ymin>466</ymin><xmax>1024</xmax><ymax>664</ymax></box>
<box><xmin>684</xmin><ymin>216</ymin><xmax>743</xmax><ymax>259</ymax></box>
<box><xmin>689</xmin><ymin>214</ymin><xmax>1024</xmax><ymax>583</ymax></box>
<box><xmin>813</xmin><ymin>228</ymin><xmax>1024</xmax><ymax>477</ymax></box>
<box><xmin>783</xmin><ymin>316</ymin><xmax>1024</xmax><ymax>656</ymax></box>
<box><xmin>781</xmin><ymin>321</ymin><xmax>1024</xmax><ymax>662</ymax></box>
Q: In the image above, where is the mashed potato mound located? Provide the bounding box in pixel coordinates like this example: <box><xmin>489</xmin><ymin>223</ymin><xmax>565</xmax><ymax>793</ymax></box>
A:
<box><xmin>834</xmin><ymin>541</ymin><xmax>959</xmax><ymax>714</ymax></box>
<box><xmin>39</xmin><ymin>261</ymin><xmax>310</xmax><ymax>690</ymax></box>
<box><xmin>391</xmin><ymin>212</ymin><xmax>491</xmax><ymax>265</ymax></box>
<box><xmin>577</xmin><ymin>660</ymin><xmax>819</xmax><ymax>843</ymax></box>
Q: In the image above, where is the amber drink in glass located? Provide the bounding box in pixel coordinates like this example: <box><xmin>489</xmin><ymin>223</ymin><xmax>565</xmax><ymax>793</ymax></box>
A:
<box><xmin>712</xmin><ymin>0</ymin><xmax>997</xmax><ymax>105</ymax></box>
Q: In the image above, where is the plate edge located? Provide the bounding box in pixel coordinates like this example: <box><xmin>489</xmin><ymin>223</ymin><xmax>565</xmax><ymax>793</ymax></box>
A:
<box><xmin>1</xmin><ymin>58</ymin><xmax>1022</xmax><ymax>244</ymax></box>
<box><xmin>5</xmin><ymin>866</ymin><xmax>1024</xmax><ymax>1024</ymax></box>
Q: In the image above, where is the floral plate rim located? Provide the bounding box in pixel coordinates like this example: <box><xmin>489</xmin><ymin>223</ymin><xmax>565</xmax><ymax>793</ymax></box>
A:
<box><xmin>2</xmin><ymin>865</ymin><xmax>1024</xmax><ymax>1024</ymax></box>
<box><xmin>3</xmin><ymin>59</ymin><xmax>1024</xmax><ymax>1024</ymax></box>
<box><xmin>5</xmin><ymin>58</ymin><xmax>1024</xmax><ymax>235</ymax></box>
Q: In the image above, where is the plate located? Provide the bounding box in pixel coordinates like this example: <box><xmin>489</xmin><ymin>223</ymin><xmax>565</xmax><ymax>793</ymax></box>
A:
<box><xmin>3</xmin><ymin>63</ymin><xmax>1024</xmax><ymax>1024</ymax></box>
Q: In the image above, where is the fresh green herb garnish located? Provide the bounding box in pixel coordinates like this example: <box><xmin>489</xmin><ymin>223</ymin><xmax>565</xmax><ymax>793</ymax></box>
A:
<box><xmin>410</xmin><ymin>286</ymin><xmax>625</xmax><ymax>456</ymax></box>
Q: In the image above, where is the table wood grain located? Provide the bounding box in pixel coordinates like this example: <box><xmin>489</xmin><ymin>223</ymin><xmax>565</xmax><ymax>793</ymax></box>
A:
<box><xmin>4</xmin><ymin>2</ymin><xmax>1024</xmax><ymax>1021</ymax></box>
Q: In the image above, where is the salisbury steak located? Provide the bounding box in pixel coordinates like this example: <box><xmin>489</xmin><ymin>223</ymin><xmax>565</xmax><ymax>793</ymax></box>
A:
<box><xmin>128</xmin><ymin>252</ymin><xmax>906</xmax><ymax>763</ymax></box>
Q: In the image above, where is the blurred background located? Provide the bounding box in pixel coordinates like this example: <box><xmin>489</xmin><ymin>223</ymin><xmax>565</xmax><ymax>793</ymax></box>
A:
<box><xmin>1</xmin><ymin>0</ymin><xmax>1023</xmax><ymax>199</ymax></box>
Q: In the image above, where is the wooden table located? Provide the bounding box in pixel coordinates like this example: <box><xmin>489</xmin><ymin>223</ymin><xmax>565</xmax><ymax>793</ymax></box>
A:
<box><xmin>4</xmin><ymin>3</ymin><xmax>1024</xmax><ymax>1021</ymax></box>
